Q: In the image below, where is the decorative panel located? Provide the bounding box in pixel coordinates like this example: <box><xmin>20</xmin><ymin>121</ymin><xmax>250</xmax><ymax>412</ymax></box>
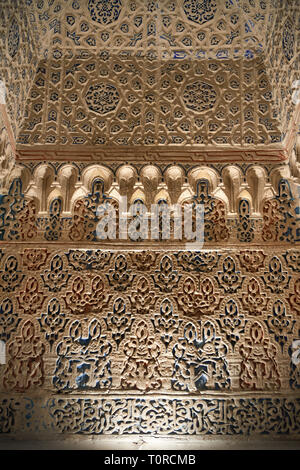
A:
<box><xmin>1</xmin><ymin>162</ymin><xmax>299</xmax><ymax>245</ymax></box>
<box><xmin>0</xmin><ymin>0</ymin><xmax>299</xmax><ymax>443</ymax></box>
<box><xmin>0</xmin><ymin>241</ymin><xmax>299</xmax><ymax>435</ymax></box>
<box><xmin>17</xmin><ymin>54</ymin><xmax>283</xmax><ymax>148</ymax></box>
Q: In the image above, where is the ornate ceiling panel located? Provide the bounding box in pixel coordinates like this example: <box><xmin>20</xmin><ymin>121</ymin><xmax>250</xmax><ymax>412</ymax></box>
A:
<box><xmin>0</xmin><ymin>0</ymin><xmax>299</xmax><ymax>163</ymax></box>
<box><xmin>17</xmin><ymin>54</ymin><xmax>283</xmax><ymax>149</ymax></box>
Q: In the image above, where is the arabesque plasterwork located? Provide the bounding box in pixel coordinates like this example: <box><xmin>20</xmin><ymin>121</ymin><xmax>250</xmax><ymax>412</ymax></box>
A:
<box><xmin>0</xmin><ymin>0</ymin><xmax>299</xmax><ymax>440</ymax></box>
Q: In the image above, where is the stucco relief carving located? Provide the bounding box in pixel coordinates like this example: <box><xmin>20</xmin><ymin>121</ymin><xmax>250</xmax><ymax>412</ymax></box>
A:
<box><xmin>0</xmin><ymin>245</ymin><xmax>298</xmax><ymax>397</ymax></box>
<box><xmin>0</xmin><ymin>162</ymin><xmax>298</xmax><ymax>246</ymax></box>
<box><xmin>0</xmin><ymin>0</ymin><xmax>299</xmax><ymax>440</ymax></box>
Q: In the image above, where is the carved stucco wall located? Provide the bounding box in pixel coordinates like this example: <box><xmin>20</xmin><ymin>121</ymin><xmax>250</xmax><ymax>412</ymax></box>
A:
<box><xmin>0</xmin><ymin>160</ymin><xmax>299</xmax><ymax>437</ymax></box>
<box><xmin>0</xmin><ymin>0</ymin><xmax>299</xmax><ymax>441</ymax></box>
<box><xmin>0</xmin><ymin>240</ymin><xmax>300</xmax><ymax>435</ymax></box>
<box><xmin>0</xmin><ymin>0</ymin><xmax>298</xmax><ymax>160</ymax></box>
<box><xmin>15</xmin><ymin>0</ymin><xmax>290</xmax><ymax>149</ymax></box>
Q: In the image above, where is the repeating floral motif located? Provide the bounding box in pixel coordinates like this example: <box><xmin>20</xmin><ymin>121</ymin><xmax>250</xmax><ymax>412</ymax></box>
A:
<box><xmin>152</xmin><ymin>298</ymin><xmax>181</xmax><ymax>352</ymax></box>
<box><xmin>53</xmin><ymin>318</ymin><xmax>112</xmax><ymax>392</ymax></box>
<box><xmin>44</xmin><ymin>199</ymin><xmax>63</xmax><ymax>241</ymax></box>
<box><xmin>129</xmin><ymin>251</ymin><xmax>158</xmax><ymax>271</ymax></box>
<box><xmin>241</xmin><ymin>277</ymin><xmax>268</xmax><ymax>316</ymax></box>
<box><xmin>0</xmin><ymin>244</ymin><xmax>299</xmax><ymax>435</ymax></box>
<box><xmin>0</xmin><ymin>298</ymin><xmax>19</xmax><ymax>342</ymax></box>
<box><xmin>172</xmin><ymin>321</ymin><xmax>230</xmax><ymax>392</ymax></box>
<box><xmin>262</xmin><ymin>179</ymin><xmax>300</xmax><ymax>244</ymax></box>
<box><xmin>177</xmin><ymin>276</ymin><xmax>220</xmax><ymax>317</ymax></box>
<box><xmin>41</xmin><ymin>254</ymin><xmax>71</xmax><ymax>292</ymax></box>
<box><xmin>104</xmin><ymin>296</ymin><xmax>133</xmax><ymax>349</ymax></box>
<box><xmin>0</xmin><ymin>246</ymin><xmax>298</xmax><ymax>395</ymax></box>
<box><xmin>175</xmin><ymin>251</ymin><xmax>220</xmax><ymax>272</ymax></box>
<box><xmin>0</xmin><ymin>179</ymin><xmax>37</xmax><ymax>242</ymax></box>
<box><xmin>3</xmin><ymin>320</ymin><xmax>45</xmax><ymax>392</ymax></box>
<box><xmin>215</xmin><ymin>256</ymin><xmax>244</xmax><ymax>293</ymax></box>
<box><xmin>16</xmin><ymin>277</ymin><xmax>46</xmax><ymax>315</ymax></box>
<box><xmin>152</xmin><ymin>255</ymin><xmax>181</xmax><ymax>293</ymax></box>
<box><xmin>0</xmin><ymin>157</ymin><xmax>298</xmax><ymax>435</ymax></box>
<box><xmin>261</xmin><ymin>256</ymin><xmax>291</xmax><ymax>293</ymax></box>
<box><xmin>265</xmin><ymin>300</ymin><xmax>295</xmax><ymax>352</ymax></box>
<box><xmin>106</xmin><ymin>254</ymin><xmax>135</xmax><ymax>291</ymax></box>
<box><xmin>237</xmin><ymin>250</ymin><xmax>266</xmax><ymax>273</ymax></box>
<box><xmin>237</xmin><ymin>199</ymin><xmax>254</xmax><ymax>243</ymax></box>
<box><xmin>0</xmin><ymin>244</ymin><xmax>299</xmax><ymax>391</ymax></box>
<box><xmin>121</xmin><ymin>320</ymin><xmax>163</xmax><ymax>391</ymax></box>
<box><xmin>21</xmin><ymin>248</ymin><xmax>49</xmax><ymax>271</ymax></box>
<box><xmin>39</xmin><ymin>298</ymin><xmax>68</xmax><ymax>351</ymax></box>
<box><xmin>0</xmin><ymin>0</ymin><xmax>299</xmax><ymax>440</ymax></box>
<box><xmin>131</xmin><ymin>276</ymin><xmax>156</xmax><ymax>315</ymax></box>
<box><xmin>69</xmin><ymin>179</ymin><xmax>113</xmax><ymax>242</ymax></box>
<box><xmin>63</xmin><ymin>274</ymin><xmax>111</xmax><ymax>314</ymax></box>
<box><xmin>283</xmin><ymin>250</ymin><xmax>300</xmax><ymax>272</ymax></box>
<box><xmin>190</xmin><ymin>180</ymin><xmax>229</xmax><ymax>242</ymax></box>
<box><xmin>65</xmin><ymin>249</ymin><xmax>112</xmax><ymax>271</ymax></box>
<box><xmin>217</xmin><ymin>299</ymin><xmax>246</xmax><ymax>351</ymax></box>
<box><xmin>239</xmin><ymin>321</ymin><xmax>281</xmax><ymax>391</ymax></box>
<box><xmin>0</xmin><ymin>255</ymin><xmax>24</xmax><ymax>293</ymax></box>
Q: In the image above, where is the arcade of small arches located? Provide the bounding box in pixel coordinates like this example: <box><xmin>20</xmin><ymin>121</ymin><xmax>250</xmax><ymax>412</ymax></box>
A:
<box><xmin>0</xmin><ymin>0</ymin><xmax>299</xmax><ymax>445</ymax></box>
